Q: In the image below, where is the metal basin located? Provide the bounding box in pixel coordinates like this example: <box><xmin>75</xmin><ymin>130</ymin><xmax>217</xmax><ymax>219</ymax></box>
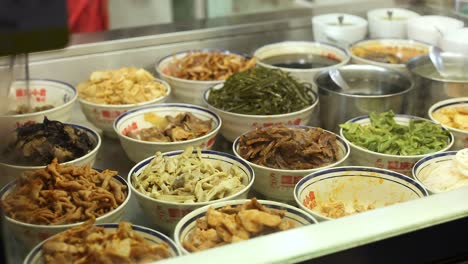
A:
<box><xmin>407</xmin><ymin>53</ymin><xmax>468</xmax><ymax>117</ymax></box>
<box><xmin>315</xmin><ymin>65</ymin><xmax>414</xmax><ymax>132</ymax></box>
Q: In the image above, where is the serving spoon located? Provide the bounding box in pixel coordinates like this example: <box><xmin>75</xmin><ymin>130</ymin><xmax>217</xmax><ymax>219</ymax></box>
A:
<box><xmin>329</xmin><ymin>68</ymin><xmax>351</xmax><ymax>91</ymax></box>
<box><xmin>429</xmin><ymin>46</ymin><xmax>449</xmax><ymax>78</ymax></box>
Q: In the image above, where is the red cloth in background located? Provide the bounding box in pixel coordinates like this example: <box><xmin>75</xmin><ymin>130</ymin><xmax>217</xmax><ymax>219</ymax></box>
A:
<box><xmin>67</xmin><ymin>0</ymin><xmax>109</xmax><ymax>33</ymax></box>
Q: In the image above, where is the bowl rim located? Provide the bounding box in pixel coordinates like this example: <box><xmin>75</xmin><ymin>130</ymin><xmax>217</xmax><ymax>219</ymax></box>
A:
<box><xmin>366</xmin><ymin>7</ymin><xmax>421</xmax><ymax>18</ymax></box>
<box><xmin>428</xmin><ymin>97</ymin><xmax>468</xmax><ymax>135</ymax></box>
<box><xmin>253</xmin><ymin>41</ymin><xmax>351</xmax><ymax>73</ymax></box>
<box><xmin>293</xmin><ymin>165</ymin><xmax>429</xmax><ymax>221</ymax></box>
<box><xmin>77</xmin><ymin>78</ymin><xmax>171</xmax><ymax>108</ymax></box>
<box><xmin>232</xmin><ymin>125</ymin><xmax>351</xmax><ymax>173</ymax></box>
<box><xmin>203</xmin><ymin>83</ymin><xmax>319</xmax><ymax>118</ymax></box>
<box><xmin>311</xmin><ymin>13</ymin><xmax>368</xmax><ymax>26</ymax></box>
<box><xmin>155</xmin><ymin>49</ymin><xmax>250</xmax><ymax>84</ymax></box>
<box><xmin>0</xmin><ymin>174</ymin><xmax>131</xmax><ymax>229</ymax></box>
<box><xmin>23</xmin><ymin>222</ymin><xmax>182</xmax><ymax>263</ymax></box>
<box><xmin>412</xmin><ymin>150</ymin><xmax>460</xmax><ymax>194</ymax></box>
<box><xmin>315</xmin><ymin>64</ymin><xmax>414</xmax><ymax>98</ymax></box>
<box><xmin>406</xmin><ymin>15</ymin><xmax>465</xmax><ymax>29</ymax></box>
<box><xmin>173</xmin><ymin>198</ymin><xmax>318</xmax><ymax>254</ymax></box>
<box><xmin>128</xmin><ymin>149</ymin><xmax>255</xmax><ymax>207</ymax></box>
<box><xmin>2</xmin><ymin>78</ymin><xmax>78</xmax><ymax>118</ymax></box>
<box><xmin>406</xmin><ymin>53</ymin><xmax>468</xmax><ymax>83</ymax></box>
<box><xmin>0</xmin><ymin>123</ymin><xmax>102</xmax><ymax>169</ymax></box>
<box><xmin>339</xmin><ymin>114</ymin><xmax>455</xmax><ymax>158</ymax></box>
<box><xmin>112</xmin><ymin>103</ymin><xmax>222</xmax><ymax>146</ymax></box>
<box><xmin>348</xmin><ymin>38</ymin><xmax>431</xmax><ymax>67</ymax></box>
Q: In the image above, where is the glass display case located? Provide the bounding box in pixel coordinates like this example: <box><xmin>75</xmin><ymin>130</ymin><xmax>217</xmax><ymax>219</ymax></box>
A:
<box><xmin>1</xmin><ymin>0</ymin><xmax>467</xmax><ymax>263</ymax></box>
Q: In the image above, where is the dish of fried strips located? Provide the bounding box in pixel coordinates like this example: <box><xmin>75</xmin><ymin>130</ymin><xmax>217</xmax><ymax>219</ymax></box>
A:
<box><xmin>183</xmin><ymin>198</ymin><xmax>296</xmax><ymax>252</ymax></box>
<box><xmin>0</xmin><ymin>159</ymin><xmax>127</xmax><ymax>225</ymax></box>
<box><xmin>42</xmin><ymin>220</ymin><xmax>171</xmax><ymax>263</ymax></box>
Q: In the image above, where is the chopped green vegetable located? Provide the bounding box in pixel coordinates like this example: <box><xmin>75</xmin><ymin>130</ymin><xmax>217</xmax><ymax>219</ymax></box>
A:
<box><xmin>207</xmin><ymin>67</ymin><xmax>314</xmax><ymax>115</ymax></box>
<box><xmin>340</xmin><ymin>111</ymin><xmax>450</xmax><ymax>156</ymax></box>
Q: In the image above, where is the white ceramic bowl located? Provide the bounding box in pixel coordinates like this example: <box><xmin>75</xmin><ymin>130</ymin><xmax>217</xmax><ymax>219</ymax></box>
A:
<box><xmin>78</xmin><ymin>79</ymin><xmax>171</xmax><ymax>137</ymax></box>
<box><xmin>204</xmin><ymin>83</ymin><xmax>319</xmax><ymax>142</ymax></box>
<box><xmin>407</xmin><ymin>15</ymin><xmax>464</xmax><ymax>46</ymax></box>
<box><xmin>367</xmin><ymin>8</ymin><xmax>420</xmax><ymax>38</ymax></box>
<box><xmin>174</xmin><ymin>199</ymin><xmax>317</xmax><ymax>254</ymax></box>
<box><xmin>413</xmin><ymin>150</ymin><xmax>468</xmax><ymax>194</ymax></box>
<box><xmin>129</xmin><ymin>149</ymin><xmax>255</xmax><ymax>234</ymax></box>
<box><xmin>0</xmin><ymin>79</ymin><xmax>77</xmax><ymax>130</ymax></box>
<box><xmin>349</xmin><ymin>39</ymin><xmax>430</xmax><ymax>73</ymax></box>
<box><xmin>113</xmin><ymin>103</ymin><xmax>222</xmax><ymax>163</ymax></box>
<box><xmin>24</xmin><ymin>223</ymin><xmax>181</xmax><ymax>264</ymax></box>
<box><xmin>312</xmin><ymin>13</ymin><xmax>368</xmax><ymax>48</ymax></box>
<box><xmin>428</xmin><ymin>97</ymin><xmax>468</xmax><ymax>150</ymax></box>
<box><xmin>232</xmin><ymin>126</ymin><xmax>350</xmax><ymax>203</ymax></box>
<box><xmin>156</xmin><ymin>50</ymin><xmax>249</xmax><ymax>106</ymax></box>
<box><xmin>340</xmin><ymin>114</ymin><xmax>454</xmax><ymax>177</ymax></box>
<box><xmin>294</xmin><ymin>166</ymin><xmax>428</xmax><ymax>222</ymax></box>
<box><xmin>0</xmin><ymin>174</ymin><xmax>131</xmax><ymax>251</ymax></box>
<box><xmin>441</xmin><ymin>28</ymin><xmax>468</xmax><ymax>57</ymax></box>
<box><xmin>0</xmin><ymin>123</ymin><xmax>101</xmax><ymax>188</ymax></box>
<box><xmin>254</xmin><ymin>41</ymin><xmax>349</xmax><ymax>91</ymax></box>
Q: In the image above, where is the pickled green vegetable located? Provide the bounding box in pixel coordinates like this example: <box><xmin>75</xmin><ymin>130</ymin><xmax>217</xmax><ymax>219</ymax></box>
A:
<box><xmin>207</xmin><ymin>67</ymin><xmax>314</xmax><ymax>115</ymax></box>
<box><xmin>340</xmin><ymin>111</ymin><xmax>450</xmax><ymax>156</ymax></box>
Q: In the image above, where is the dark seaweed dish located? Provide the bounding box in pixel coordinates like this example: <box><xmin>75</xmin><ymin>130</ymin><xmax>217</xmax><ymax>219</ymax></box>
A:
<box><xmin>2</xmin><ymin>117</ymin><xmax>95</xmax><ymax>166</ymax></box>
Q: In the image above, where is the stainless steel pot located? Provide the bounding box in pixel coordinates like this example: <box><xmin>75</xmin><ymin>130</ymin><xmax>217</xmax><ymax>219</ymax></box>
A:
<box><xmin>407</xmin><ymin>53</ymin><xmax>468</xmax><ymax>117</ymax></box>
<box><xmin>315</xmin><ymin>65</ymin><xmax>414</xmax><ymax>132</ymax></box>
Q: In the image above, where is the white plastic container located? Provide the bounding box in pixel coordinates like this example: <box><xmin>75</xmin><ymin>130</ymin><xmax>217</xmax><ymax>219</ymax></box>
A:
<box><xmin>407</xmin><ymin>15</ymin><xmax>464</xmax><ymax>46</ymax></box>
<box><xmin>367</xmin><ymin>8</ymin><xmax>420</xmax><ymax>38</ymax></box>
<box><xmin>312</xmin><ymin>13</ymin><xmax>368</xmax><ymax>48</ymax></box>
<box><xmin>440</xmin><ymin>28</ymin><xmax>468</xmax><ymax>55</ymax></box>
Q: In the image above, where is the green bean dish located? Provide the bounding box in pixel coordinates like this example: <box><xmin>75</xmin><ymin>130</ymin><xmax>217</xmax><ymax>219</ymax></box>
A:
<box><xmin>207</xmin><ymin>67</ymin><xmax>315</xmax><ymax>115</ymax></box>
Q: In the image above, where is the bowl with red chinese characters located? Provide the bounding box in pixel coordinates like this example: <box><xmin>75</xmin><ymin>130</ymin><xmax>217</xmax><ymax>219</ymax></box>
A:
<box><xmin>339</xmin><ymin>114</ymin><xmax>454</xmax><ymax>177</ymax></box>
<box><xmin>294</xmin><ymin>166</ymin><xmax>428</xmax><ymax>221</ymax></box>
<box><xmin>128</xmin><ymin>149</ymin><xmax>255</xmax><ymax>234</ymax></box>
<box><xmin>24</xmin><ymin>222</ymin><xmax>181</xmax><ymax>264</ymax></box>
<box><xmin>232</xmin><ymin>126</ymin><xmax>350</xmax><ymax>204</ymax></box>
<box><xmin>0</xmin><ymin>79</ymin><xmax>77</xmax><ymax>130</ymax></box>
<box><xmin>113</xmin><ymin>103</ymin><xmax>222</xmax><ymax>162</ymax></box>
<box><xmin>0</xmin><ymin>171</ymin><xmax>131</xmax><ymax>251</ymax></box>
<box><xmin>174</xmin><ymin>198</ymin><xmax>317</xmax><ymax>254</ymax></box>
<box><xmin>78</xmin><ymin>78</ymin><xmax>171</xmax><ymax>138</ymax></box>
<box><xmin>0</xmin><ymin>122</ymin><xmax>101</xmax><ymax>188</ymax></box>
<box><xmin>203</xmin><ymin>83</ymin><xmax>319</xmax><ymax>142</ymax></box>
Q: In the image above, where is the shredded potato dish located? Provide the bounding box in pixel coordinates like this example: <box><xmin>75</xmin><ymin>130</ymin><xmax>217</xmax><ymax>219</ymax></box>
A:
<box><xmin>77</xmin><ymin>67</ymin><xmax>167</xmax><ymax>104</ymax></box>
<box><xmin>42</xmin><ymin>220</ymin><xmax>171</xmax><ymax>263</ymax></box>
<box><xmin>132</xmin><ymin>147</ymin><xmax>246</xmax><ymax>203</ymax></box>
<box><xmin>0</xmin><ymin>159</ymin><xmax>127</xmax><ymax>225</ymax></box>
